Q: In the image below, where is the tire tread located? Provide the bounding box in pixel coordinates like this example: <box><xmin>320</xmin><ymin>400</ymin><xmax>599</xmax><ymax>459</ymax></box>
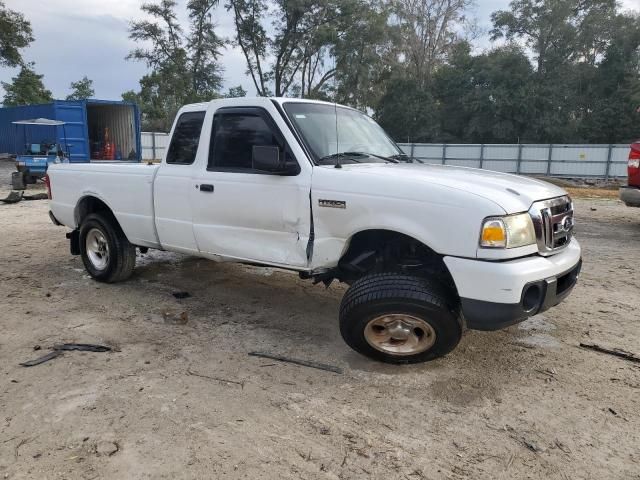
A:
<box><xmin>80</xmin><ymin>213</ymin><xmax>135</xmax><ymax>283</ymax></box>
<box><xmin>339</xmin><ymin>273</ymin><xmax>461</xmax><ymax>364</ymax></box>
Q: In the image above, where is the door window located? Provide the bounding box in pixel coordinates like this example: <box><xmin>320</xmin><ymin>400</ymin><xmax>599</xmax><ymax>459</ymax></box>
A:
<box><xmin>166</xmin><ymin>111</ymin><xmax>205</xmax><ymax>165</ymax></box>
<box><xmin>208</xmin><ymin>111</ymin><xmax>288</xmax><ymax>171</ymax></box>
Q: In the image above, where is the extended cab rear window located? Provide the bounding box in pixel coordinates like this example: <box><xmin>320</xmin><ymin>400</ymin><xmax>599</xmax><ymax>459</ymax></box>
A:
<box><xmin>166</xmin><ymin>111</ymin><xmax>205</xmax><ymax>165</ymax></box>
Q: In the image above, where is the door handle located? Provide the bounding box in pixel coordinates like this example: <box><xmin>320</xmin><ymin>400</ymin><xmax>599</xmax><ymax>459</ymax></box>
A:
<box><xmin>199</xmin><ymin>184</ymin><xmax>214</xmax><ymax>192</ymax></box>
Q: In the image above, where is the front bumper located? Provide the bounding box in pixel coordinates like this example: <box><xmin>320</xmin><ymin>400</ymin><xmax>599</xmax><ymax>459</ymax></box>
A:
<box><xmin>620</xmin><ymin>186</ymin><xmax>640</xmax><ymax>207</ymax></box>
<box><xmin>444</xmin><ymin>239</ymin><xmax>582</xmax><ymax>330</ymax></box>
<box><xmin>460</xmin><ymin>260</ymin><xmax>581</xmax><ymax>330</ymax></box>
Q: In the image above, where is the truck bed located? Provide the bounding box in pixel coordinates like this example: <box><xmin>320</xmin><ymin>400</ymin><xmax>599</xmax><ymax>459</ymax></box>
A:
<box><xmin>48</xmin><ymin>162</ymin><xmax>161</xmax><ymax>248</ymax></box>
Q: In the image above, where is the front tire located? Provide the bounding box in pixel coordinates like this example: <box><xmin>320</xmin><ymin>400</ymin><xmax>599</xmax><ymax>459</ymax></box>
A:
<box><xmin>339</xmin><ymin>273</ymin><xmax>462</xmax><ymax>364</ymax></box>
<box><xmin>79</xmin><ymin>213</ymin><xmax>136</xmax><ymax>283</ymax></box>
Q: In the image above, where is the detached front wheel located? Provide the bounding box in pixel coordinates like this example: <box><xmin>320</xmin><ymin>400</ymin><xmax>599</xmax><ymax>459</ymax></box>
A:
<box><xmin>339</xmin><ymin>273</ymin><xmax>462</xmax><ymax>364</ymax></box>
<box><xmin>79</xmin><ymin>213</ymin><xmax>136</xmax><ymax>283</ymax></box>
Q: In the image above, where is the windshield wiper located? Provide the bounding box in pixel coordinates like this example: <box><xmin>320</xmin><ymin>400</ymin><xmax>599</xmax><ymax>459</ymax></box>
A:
<box><xmin>318</xmin><ymin>151</ymin><xmax>401</xmax><ymax>168</ymax></box>
<box><xmin>359</xmin><ymin>152</ymin><xmax>399</xmax><ymax>163</ymax></box>
<box><xmin>318</xmin><ymin>151</ymin><xmax>366</xmax><ymax>164</ymax></box>
<box><xmin>390</xmin><ymin>153</ymin><xmax>423</xmax><ymax>164</ymax></box>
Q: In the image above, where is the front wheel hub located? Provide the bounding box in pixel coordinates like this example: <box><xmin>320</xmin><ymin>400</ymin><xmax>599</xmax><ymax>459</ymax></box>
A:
<box><xmin>364</xmin><ymin>314</ymin><xmax>436</xmax><ymax>356</ymax></box>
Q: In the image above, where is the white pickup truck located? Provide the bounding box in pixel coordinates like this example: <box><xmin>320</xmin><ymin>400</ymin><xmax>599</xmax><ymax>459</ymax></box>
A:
<box><xmin>47</xmin><ymin>97</ymin><xmax>582</xmax><ymax>364</ymax></box>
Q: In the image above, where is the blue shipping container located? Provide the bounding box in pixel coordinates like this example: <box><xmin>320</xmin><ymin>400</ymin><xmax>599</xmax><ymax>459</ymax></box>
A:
<box><xmin>0</xmin><ymin>99</ymin><xmax>142</xmax><ymax>162</ymax></box>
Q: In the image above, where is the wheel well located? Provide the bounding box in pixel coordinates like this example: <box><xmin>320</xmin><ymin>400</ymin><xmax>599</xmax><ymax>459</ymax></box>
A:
<box><xmin>332</xmin><ymin>230</ymin><xmax>458</xmax><ymax>295</ymax></box>
<box><xmin>75</xmin><ymin>196</ymin><xmax>117</xmax><ymax>227</ymax></box>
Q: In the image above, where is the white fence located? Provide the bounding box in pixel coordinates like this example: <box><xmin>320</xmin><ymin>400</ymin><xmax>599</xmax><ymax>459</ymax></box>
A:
<box><xmin>141</xmin><ymin>134</ymin><xmax>628</xmax><ymax>178</ymax></box>
<box><xmin>141</xmin><ymin>132</ymin><xmax>170</xmax><ymax>161</ymax></box>
<box><xmin>398</xmin><ymin>143</ymin><xmax>629</xmax><ymax>179</ymax></box>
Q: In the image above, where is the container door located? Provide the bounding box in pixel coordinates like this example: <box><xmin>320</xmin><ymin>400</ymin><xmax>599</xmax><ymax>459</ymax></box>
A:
<box><xmin>54</xmin><ymin>101</ymin><xmax>89</xmax><ymax>162</ymax></box>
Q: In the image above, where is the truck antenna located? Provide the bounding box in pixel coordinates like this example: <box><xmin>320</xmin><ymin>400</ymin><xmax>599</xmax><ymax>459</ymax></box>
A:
<box><xmin>334</xmin><ymin>101</ymin><xmax>341</xmax><ymax>169</ymax></box>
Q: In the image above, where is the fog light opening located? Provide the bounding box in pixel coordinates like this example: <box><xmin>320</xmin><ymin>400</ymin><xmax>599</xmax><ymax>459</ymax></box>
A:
<box><xmin>522</xmin><ymin>285</ymin><xmax>542</xmax><ymax>312</ymax></box>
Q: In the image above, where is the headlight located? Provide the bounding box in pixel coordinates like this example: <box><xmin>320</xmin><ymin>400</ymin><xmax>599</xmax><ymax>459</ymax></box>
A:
<box><xmin>480</xmin><ymin>213</ymin><xmax>536</xmax><ymax>249</ymax></box>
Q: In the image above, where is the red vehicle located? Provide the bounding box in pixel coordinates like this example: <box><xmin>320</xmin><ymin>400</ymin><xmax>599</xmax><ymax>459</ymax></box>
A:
<box><xmin>620</xmin><ymin>142</ymin><xmax>640</xmax><ymax>207</ymax></box>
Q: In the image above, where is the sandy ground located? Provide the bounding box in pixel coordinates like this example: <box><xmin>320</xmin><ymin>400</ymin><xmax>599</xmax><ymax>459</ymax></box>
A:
<box><xmin>0</xmin><ymin>159</ymin><xmax>638</xmax><ymax>479</ymax></box>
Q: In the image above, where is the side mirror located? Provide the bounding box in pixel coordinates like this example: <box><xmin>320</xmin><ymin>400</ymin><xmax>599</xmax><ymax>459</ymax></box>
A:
<box><xmin>252</xmin><ymin>145</ymin><xmax>283</xmax><ymax>173</ymax></box>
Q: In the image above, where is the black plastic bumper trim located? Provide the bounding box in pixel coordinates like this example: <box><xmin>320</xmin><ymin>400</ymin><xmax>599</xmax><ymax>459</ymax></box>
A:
<box><xmin>462</xmin><ymin>259</ymin><xmax>582</xmax><ymax>331</ymax></box>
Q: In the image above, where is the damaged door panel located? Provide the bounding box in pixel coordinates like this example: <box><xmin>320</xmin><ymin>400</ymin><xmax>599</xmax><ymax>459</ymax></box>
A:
<box><xmin>190</xmin><ymin>106</ymin><xmax>311</xmax><ymax>267</ymax></box>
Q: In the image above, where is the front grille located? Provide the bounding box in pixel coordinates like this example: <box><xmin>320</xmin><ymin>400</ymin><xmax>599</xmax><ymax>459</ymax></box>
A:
<box><xmin>529</xmin><ymin>196</ymin><xmax>574</xmax><ymax>256</ymax></box>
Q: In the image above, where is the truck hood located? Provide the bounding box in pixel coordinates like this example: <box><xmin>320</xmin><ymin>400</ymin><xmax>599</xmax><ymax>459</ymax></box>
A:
<box><xmin>341</xmin><ymin>163</ymin><xmax>567</xmax><ymax>213</ymax></box>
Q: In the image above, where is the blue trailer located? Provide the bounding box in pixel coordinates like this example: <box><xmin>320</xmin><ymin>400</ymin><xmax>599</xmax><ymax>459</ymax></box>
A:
<box><xmin>0</xmin><ymin>99</ymin><xmax>142</xmax><ymax>187</ymax></box>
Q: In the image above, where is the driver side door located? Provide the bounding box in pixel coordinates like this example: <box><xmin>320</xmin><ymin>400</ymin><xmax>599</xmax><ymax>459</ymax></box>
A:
<box><xmin>190</xmin><ymin>106</ymin><xmax>312</xmax><ymax>268</ymax></box>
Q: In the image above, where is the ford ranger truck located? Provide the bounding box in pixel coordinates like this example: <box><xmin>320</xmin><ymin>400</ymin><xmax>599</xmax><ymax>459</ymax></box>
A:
<box><xmin>620</xmin><ymin>142</ymin><xmax>640</xmax><ymax>207</ymax></box>
<box><xmin>46</xmin><ymin>98</ymin><xmax>582</xmax><ymax>364</ymax></box>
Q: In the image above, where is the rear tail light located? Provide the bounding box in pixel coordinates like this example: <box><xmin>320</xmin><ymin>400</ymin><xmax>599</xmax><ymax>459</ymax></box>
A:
<box><xmin>44</xmin><ymin>174</ymin><xmax>52</xmax><ymax>199</ymax></box>
<box><xmin>629</xmin><ymin>143</ymin><xmax>640</xmax><ymax>187</ymax></box>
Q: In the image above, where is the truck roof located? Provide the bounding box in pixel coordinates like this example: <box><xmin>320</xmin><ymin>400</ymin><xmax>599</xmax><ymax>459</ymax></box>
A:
<box><xmin>179</xmin><ymin>97</ymin><xmax>343</xmax><ymax>113</ymax></box>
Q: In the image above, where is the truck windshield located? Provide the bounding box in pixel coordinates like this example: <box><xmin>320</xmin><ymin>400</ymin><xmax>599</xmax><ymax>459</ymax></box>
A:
<box><xmin>283</xmin><ymin>102</ymin><xmax>403</xmax><ymax>165</ymax></box>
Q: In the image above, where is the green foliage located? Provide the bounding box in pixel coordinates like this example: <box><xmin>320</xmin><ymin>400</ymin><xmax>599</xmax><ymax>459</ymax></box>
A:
<box><xmin>122</xmin><ymin>69</ymin><xmax>190</xmax><ymax>131</ymax></box>
<box><xmin>435</xmin><ymin>43</ymin><xmax>537</xmax><ymax>143</ymax></box>
<box><xmin>226</xmin><ymin>0</ymin><xmax>393</xmax><ymax>108</ymax></box>
<box><xmin>376</xmin><ymin>0</ymin><xmax>640</xmax><ymax>144</ymax></box>
<box><xmin>330</xmin><ymin>0</ymin><xmax>397</xmax><ymax>109</ymax></box>
<box><xmin>121</xmin><ymin>0</ymin><xmax>639</xmax><ymax>142</ymax></box>
<box><xmin>126</xmin><ymin>0</ymin><xmax>224</xmax><ymax>130</ymax></box>
<box><xmin>225</xmin><ymin>85</ymin><xmax>247</xmax><ymax>97</ymax></box>
<box><xmin>0</xmin><ymin>1</ymin><xmax>33</xmax><ymax>68</ymax></box>
<box><xmin>376</xmin><ymin>77</ymin><xmax>438</xmax><ymax>143</ymax></box>
<box><xmin>66</xmin><ymin>76</ymin><xmax>95</xmax><ymax>100</ymax></box>
<box><xmin>491</xmin><ymin>0</ymin><xmax>617</xmax><ymax>74</ymax></box>
<box><xmin>394</xmin><ymin>0</ymin><xmax>473</xmax><ymax>85</ymax></box>
<box><xmin>576</xmin><ymin>13</ymin><xmax>640</xmax><ymax>143</ymax></box>
<box><xmin>1</xmin><ymin>63</ymin><xmax>52</xmax><ymax>106</ymax></box>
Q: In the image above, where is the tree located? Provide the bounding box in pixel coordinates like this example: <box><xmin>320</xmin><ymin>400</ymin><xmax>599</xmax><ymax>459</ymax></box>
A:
<box><xmin>225</xmin><ymin>85</ymin><xmax>247</xmax><ymax>97</ymax></box>
<box><xmin>0</xmin><ymin>1</ymin><xmax>33</xmax><ymax>68</ymax></box>
<box><xmin>489</xmin><ymin>0</ymin><xmax>638</xmax><ymax>143</ymax></box>
<box><xmin>376</xmin><ymin>77</ymin><xmax>438</xmax><ymax>142</ymax></box>
<box><xmin>66</xmin><ymin>76</ymin><xmax>95</xmax><ymax>100</ymax></box>
<box><xmin>226</xmin><ymin>0</ymin><xmax>388</xmax><ymax>103</ymax></box>
<box><xmin>226</xmin><ymin>0</ymin><xmax>339</xmax><ymax>97</ymax></box>
<box><xmin>328</xmin><ymin>0</ymin><xmax>398</xmax><ymax>109</ymax></box>
<box><xmin>126</xmin><ymin>0</ymin><xmax>225</xmax><ymax>129</ymax></box>
<box><xmin>374</xmin><ymin>0</ymin><xmax>478</xmax><ymax>138</ymax></box>
<box><xmin>122</xmin><ymin>69</ymin><xmax>187</xmax><ymax>131</ymax></box>
<box><xmin>576</xmin><ymin>12</ymin><xmax>640</xmax><ymax>143</ymax></box>
<box><xmin>393</xmin><ymin>0</ymin><xmax>473</xmax><ymax>85</ymax></box>
<box><xmin>2</xmin><ymin>63</ymin><xmax>52</xmax><ymax>106</ymax></box>
<box><xmin>435</xmin><ymin>44</ymin><xmax>537</xmax><ymax>143</ymax></box>
<box><xmin>490</xmin><ymin>0</ymin><xmax>617</xmax><ymax>76</ymax></box>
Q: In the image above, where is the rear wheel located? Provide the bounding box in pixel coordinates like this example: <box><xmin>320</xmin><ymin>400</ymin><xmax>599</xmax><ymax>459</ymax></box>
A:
<box><xmin>79</xmin><ymin>213</ymin><xmax>136</xmax><ymax>283</ymax></box>
<box><xmin>339</xmin><ymin>273</ymin><xmax>462</xmax><ymax>364</ymax></box>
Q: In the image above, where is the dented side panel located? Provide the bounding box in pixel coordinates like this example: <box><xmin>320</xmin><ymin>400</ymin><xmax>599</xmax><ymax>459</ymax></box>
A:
<box><xmin>190</xmin><ymin>173</ymin><xmax>311</xmax><ymax>266</ymax></box>
<box><xmin>188</xmin><ymin>98</ymin><xmax>313</xmax><ymax>268</ymax></box>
